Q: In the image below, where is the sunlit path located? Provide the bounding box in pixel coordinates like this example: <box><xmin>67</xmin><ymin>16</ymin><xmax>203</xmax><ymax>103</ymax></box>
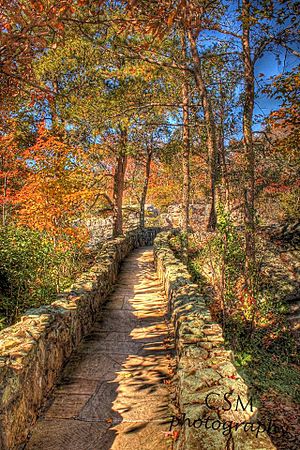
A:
<box><xmin>25</xmin><ymin>247</ymin><xmax>174</xmax><ymax>450</ymax></box>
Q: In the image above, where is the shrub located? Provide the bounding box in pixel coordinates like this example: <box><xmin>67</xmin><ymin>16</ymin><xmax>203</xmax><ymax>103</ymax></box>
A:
<box><xmin>193</xmin><ymin>205</ymin><xmax>246</xmax><ymax>326</ymax></box>
<box><xmin>280</xmin><ymin>187</ymin><xmax>300</xmax><ymax>222</ymax></box>
<box><xmin>187</xmin><ymin>206</ymin><xmax>291</xmax><ymax>340</ymax></box>
<box><xmin>0</xmin><ymin>225</ymin><xmax>83</xmax><ymax>329</ymax></box>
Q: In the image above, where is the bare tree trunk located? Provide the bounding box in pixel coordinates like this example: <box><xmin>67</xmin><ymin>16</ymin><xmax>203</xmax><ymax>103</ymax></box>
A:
<box><xmin>242</xmin><ymin>0</ymin><xmax>256</xmax><ymax>276</ymax></box>
<box><xmin>140</xmin><ymin>147</ymin><xmax>152</xmax><ymax>228</ymax></box>
<box><xmin>2</xmin><ymin>174</ymin><xmax>7</xmax><ymax>227</ymax></box>
<box><xmin>219</xmin><ymin>127</ymin><xmax>229</xmax><ymax>207</ymax></box>
<box><xmin>112</xmin><ymin>128</ymin><xmax>128</xmax><ymax>237</ymax></box>
<box><xmin>218</xmin><ymin>83</ymin><xmax>230</xmax><ymax>209</ymax></box>
<box><xmin>181</xmin><ymin>33</ymin><xmax>191</xmax><ymax>234</ymax></box>
<box><xmin>187</xmin><ymin>29</ymin><xmax>218</xmax><ymax>231</ymax></box>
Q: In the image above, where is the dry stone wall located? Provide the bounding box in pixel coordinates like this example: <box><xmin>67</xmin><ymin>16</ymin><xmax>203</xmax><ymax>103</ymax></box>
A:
<box><xmin>154</xmin><ymin>231</ymin><xmax>275</xmax><ymax>450</ymax></box>
<box><xmin>0</xmin><ymin>227</ymin><xmax>160</xmax><ymax>450</ymax></box>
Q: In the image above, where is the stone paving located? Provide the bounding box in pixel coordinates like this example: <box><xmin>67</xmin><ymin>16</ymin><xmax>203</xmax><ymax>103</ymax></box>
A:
<box><xmin>24</xmin><ymin>247</ymin><xmax>175</xmax><ymax>450</ymax></box>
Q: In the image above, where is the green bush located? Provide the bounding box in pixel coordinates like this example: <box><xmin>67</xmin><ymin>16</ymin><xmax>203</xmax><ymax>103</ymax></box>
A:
<box><xmin>280</xmin><ymin>187</ymin><xmax>300</xmax><ymax>222</ymax></box>
<box><xmin>0</xmin><ymin>225</ymin><xmax>82</xmax><ymax>329</ymax></box>
<box><xmin>192</xmin><ymin>205</ymin><xmax>246</xmax><ymax>323</ymax></box>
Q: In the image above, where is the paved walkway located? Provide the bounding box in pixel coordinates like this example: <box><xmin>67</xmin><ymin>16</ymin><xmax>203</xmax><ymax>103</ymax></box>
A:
<box><xmin>25</xmin><ymin>247</ymin><xmax>175</xmax><ymax>450</ymax></box>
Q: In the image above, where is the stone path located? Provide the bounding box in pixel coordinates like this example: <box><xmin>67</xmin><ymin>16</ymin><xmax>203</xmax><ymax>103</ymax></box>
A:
<box><xmin>25</xmin><ymin>247</ymin><xmax>175</xmax><ymax>450</ymax></box>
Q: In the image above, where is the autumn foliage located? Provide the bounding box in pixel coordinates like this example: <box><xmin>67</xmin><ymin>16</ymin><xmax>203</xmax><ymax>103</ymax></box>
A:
<box><xmin>0</xmin><ymin>2</ymin><xmax>299</xmax><ymax>446</ymax></box>
<box><xmin>0</xmin><ymin>123</ymin><xmax>28</xmax><ymax>225</ymax></box>
<box><xmin>14</xmin><ymin>125</ymin><xmax>92</xmax><ymax>246</ymax></box>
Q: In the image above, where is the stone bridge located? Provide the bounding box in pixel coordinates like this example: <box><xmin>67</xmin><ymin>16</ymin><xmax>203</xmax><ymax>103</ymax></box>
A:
<box><xmin>0</xmin><ymin>229</ymin><xmax>275</xmax><ymax>450</ymax></box>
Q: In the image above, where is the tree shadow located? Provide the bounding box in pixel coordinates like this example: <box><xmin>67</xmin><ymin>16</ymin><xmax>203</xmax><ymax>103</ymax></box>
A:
<box><xmin>24</xmin><ymin>247</ymin><xmax>174</xmax><ymax>450</ymax></box>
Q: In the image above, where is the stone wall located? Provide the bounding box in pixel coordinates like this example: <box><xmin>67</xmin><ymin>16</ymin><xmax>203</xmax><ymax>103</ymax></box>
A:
<box><xmin>84</xmin><ymin>211</ymin><xmax>141</xmax><ymax>245</ymax></box>
<box><xmin>153</xmin><ymin>231</ymin><xmax>275</xmax><ymax>450</ymax></box>
<box><xmin>0</xmin><ymin>227</ymin><xmax>160</xmax><ymax>450</ymax></box>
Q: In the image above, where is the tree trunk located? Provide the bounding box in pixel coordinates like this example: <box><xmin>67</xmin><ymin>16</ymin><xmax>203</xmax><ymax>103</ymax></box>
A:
<box><xmin>2</xmin><ymin>174</ymin><xmax>7</xmax><ymax>227</ymax></box>
<box><xmin>218</xmin><ymin>83</ymin><xmax>230</xmax><ymax>209</ymax></box>
<box><xmin>242</xmin><ymin>0</ymin><xmax>256</xmax><ymax>275</ymax></box>
<box><xmin>181</xmin><ymin>33</ymin><xmax>191</xmax><ymax>234</ymax></box>
<box><xmin>140</xmin><ymin>147</ymin><xmax>152</xmax><ymax>228</ymax></box>
<box><xmin>112</xmin><ymin>128</ymin><xmax>128</xmax><ymax>237</ymax></box>
<box><xmin>187</xmin><ymin>29</ymin><xmax>218</xmax><ymax>231</ymax></box>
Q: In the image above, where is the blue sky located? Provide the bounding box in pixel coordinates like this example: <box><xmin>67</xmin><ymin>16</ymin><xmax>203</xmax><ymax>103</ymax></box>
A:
<box><xmin>254</xmin><ymin>49</ymin><xmax>299</xmax><ymax>130</ymax></box>
<box><xmin>216</xmin><ymin>0</ymin><xmax>299</xmax><ymax>131</ymax></box>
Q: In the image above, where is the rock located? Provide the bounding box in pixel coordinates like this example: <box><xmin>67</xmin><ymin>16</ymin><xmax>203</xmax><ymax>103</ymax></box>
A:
<box><xmin>154</xmin><ymin>231</ymin><xmax>276</xmax><ymax>450</ymax></box>
<box><xmin>0</xmin><ymin>228</ymin><xmax>161</xmax><ymax>450</ymax></box>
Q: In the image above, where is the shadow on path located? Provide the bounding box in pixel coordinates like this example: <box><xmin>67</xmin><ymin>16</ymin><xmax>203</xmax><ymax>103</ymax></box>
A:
<box><xmin>24</xmin><ymin>248</ymin><xmax>175</xmax><ymax>450</ymax></box>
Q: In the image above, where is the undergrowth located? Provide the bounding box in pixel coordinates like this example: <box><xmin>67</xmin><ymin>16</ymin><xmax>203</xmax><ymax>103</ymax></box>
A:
<box><xmin>169</xmin><ymin>207</ymin><xmax>300</xmax><ymax>408</ymax></box>
<box><xmin>0</xmin><ymin>225</ymin><xmax>89</xmax><ymax>329</ymax></box>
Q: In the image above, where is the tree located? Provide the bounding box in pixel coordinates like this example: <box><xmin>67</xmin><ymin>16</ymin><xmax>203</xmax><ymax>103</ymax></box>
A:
<box><xmin>236</xmin><ymin>0</ymin><xmax>299</xmax><ymax>281</ymax></box>
<box><xmin>112</xmin><ymin>125</ymin><xmax>128</xmax><ymax>236</ymax></box>
<box><xmin>33</xmin><ymin>14</ymin><xmax>179</xmax><ymax>235</ymax></box>
<box><xmin>241</xmin><ymin>0</ymin><xmax>256</xmax><ymax>277</ymax></box>
<box><xmin>15</xmin><ymin>124</ymin><xmax>94</xmax><ymax>246</ymax></box>
<box><xmin>181</xmin><ymin>31</ymin><xmax>191</xmax><ymax>233</ymax></box>
<box><xmin>0</xmin><ymin>122</ymin><xmax>28</xmax><ymax>225</ymax></box>
<box><xmin>0</xmin><ymin>0</ymin><xmax>91</xmax><ymax>110</ymax></box>
<box><xmin>122</xmin><ymin>0</ymin><xmax>224</xmax><ymax>230</ymax></box>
